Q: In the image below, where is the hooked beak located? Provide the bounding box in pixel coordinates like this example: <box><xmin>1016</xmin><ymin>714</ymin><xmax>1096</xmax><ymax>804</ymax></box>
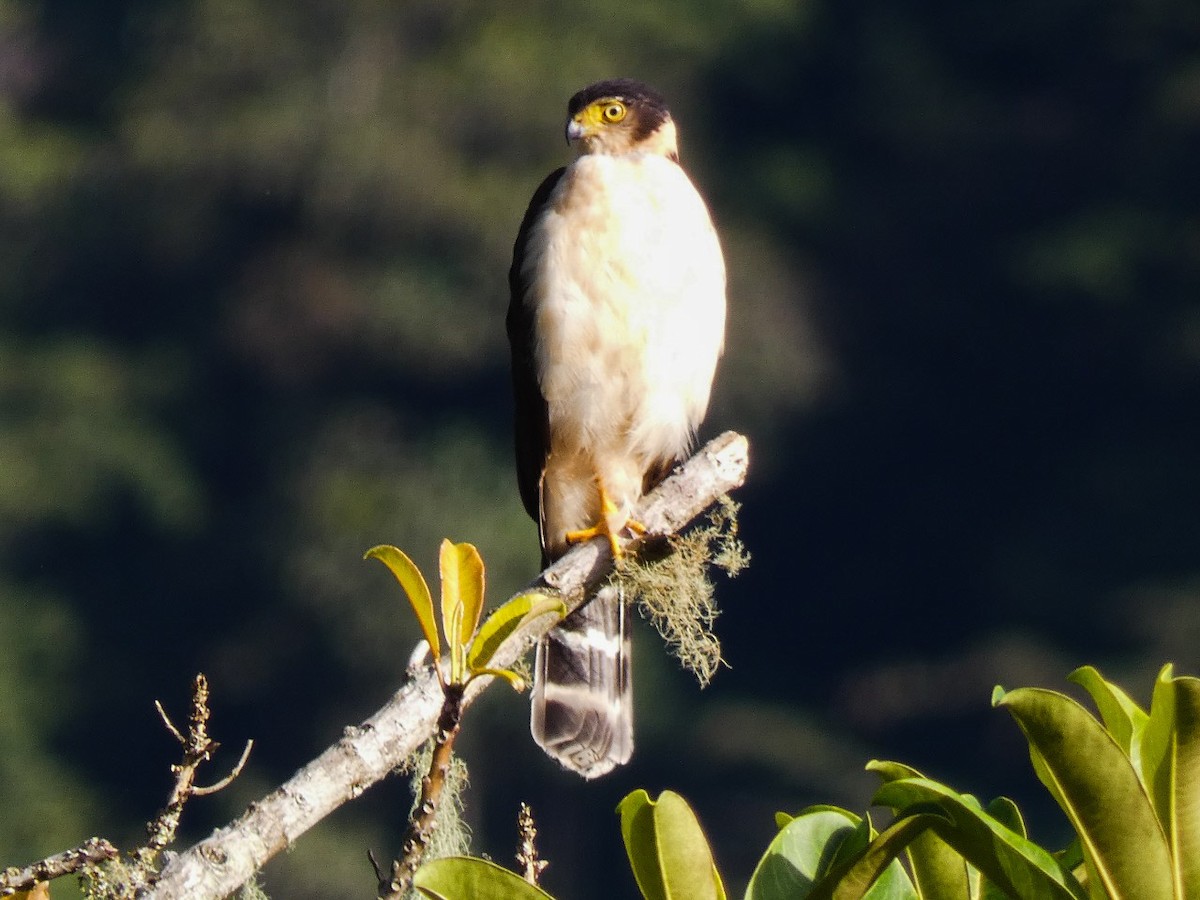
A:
<box><xmin>565</xmin><ymin>119</ymin><xmax>586</xmax><ymax>144</ymax></box>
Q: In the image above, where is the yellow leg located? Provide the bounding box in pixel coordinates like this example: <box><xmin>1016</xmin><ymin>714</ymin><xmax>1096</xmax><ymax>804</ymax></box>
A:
<box><xmin>565</xmin><ymin>480</ymin><xmax>646</xmax><ymax>558</ymax></box>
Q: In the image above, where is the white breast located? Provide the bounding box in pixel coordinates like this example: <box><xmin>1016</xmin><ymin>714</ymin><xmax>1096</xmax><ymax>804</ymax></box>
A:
<box><xmin>522</xmin><ymin>153</ymin><xmax>726</xmax><ymax>549</ymax></box>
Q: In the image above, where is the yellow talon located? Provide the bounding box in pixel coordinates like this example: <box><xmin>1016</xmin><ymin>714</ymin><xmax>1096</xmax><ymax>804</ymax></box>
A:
<box><xmin>564</xmin><ymin>481</ymin><xmax>645</xmax><ymax>558</ymax></box>
<box><xmin>565</xmin><ymin>520</ymin><xmax>623</xmax><ymax>558</ymax></box>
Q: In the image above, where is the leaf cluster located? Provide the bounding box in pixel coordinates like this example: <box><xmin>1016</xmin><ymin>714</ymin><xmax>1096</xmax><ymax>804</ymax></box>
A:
<box><xmin>409</xmin><ymin>664</ymin><xmax>1200</xmax><ymax>900</ymax></box>
<box><xmin>365</xmin><ymin>540</ymin><xmax>565</xmax><ymax>691</ymax></box>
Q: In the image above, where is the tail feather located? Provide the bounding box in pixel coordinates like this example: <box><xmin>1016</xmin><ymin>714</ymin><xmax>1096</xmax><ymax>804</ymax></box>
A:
<box><xmin>530</xmin><ymin>584</ymin><xmax>632</xmax><ymax>778</ymax></box>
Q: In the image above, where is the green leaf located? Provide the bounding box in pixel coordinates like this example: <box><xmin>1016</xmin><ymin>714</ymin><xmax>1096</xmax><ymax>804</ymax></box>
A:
<box><xmin>1067</xmin><ymin>666</ymin><xmax>1149</xmax><ymax>762</ymax></box>
<box><xmin>365</xmin><ymin>544</ymin><xmax>440</xmax><ymax>664</ymax></box>
<box><xmin>1140</xmin><ymin>665</ymin><xmax>1177</xmax><ymax>828</ymax></box>
<box><xmin>806</xmin><ymin>813</ymin><xmax>927</xmax><ymax>900</ymax></box>
<box><xmin>413</xmin><ymin>856</ymin><xmax>556</xmax><ymax>899</ymax></box>
<box><xmin>997</xmin><ymin>686</ymin><xmax>1173</xmax><ymax>900</ymax></box>
<box><xmin>1174</xmin><ymin>677</ymin><xmax>1200</xmax><ymax>900</ymax></box>
<box><xmin>872</xmin><ymin>777</ymin><xmax>1084</xmax><ymax>900</ymax></box>
<box><xmin>467</xmin><ymin>591</ymin><xmax>565</xmax><ymax>674</ymax></box>
<box><xmin>744</xmin><ymin>807</ymin><xmax>860</xmax><ymax>900</ymax></box>
<box><xmin>984</xmin><ymin>796</ymin><xmax>1027</xmax><ymax>839</ymax></box>
<box><xmin>1141</xmin><ymin>673</ymin><xmax>1200</xmax><ymax>899</ymax></box>
<box><xmin>828</xmin><ymin>817</ymin><xmax>873</xmax><ymax>875</ymax></box>
<box><xmin>439</xmin><ymin>539</ymin><xmax>485</xmax><ymax>683</ymax></box>
<box><xmin>867</xmin><ymin>760</ymin><xmax>926</xmax><ymax>783</ymax></box>
<box><xmin>867</xmin><ymin>765</ymin><xmax>970</xmax><ymax>900</ymax></box>
<box><xmin>656</xmin><ymin>791</ymin><xmax>727</xmax><ymax>900</ymax></box>
<box><xmin>1056</xmin><ymin>837</ymin><xmax>1084</xmax><ymax>872</ymax></box>
<box><xmin>903</xmin><ymin>824</ymin><xmax>971</xmax><ymax>900</ymax></box>
<box><xmin>618</xmin><ymin>790</ymin><xmax>725</xmax><ymax>900</ymax></box>
<box><xmin>621</xmin><ymin>790</ymin><xmax>666</xmax><ymax>900</ymax></box>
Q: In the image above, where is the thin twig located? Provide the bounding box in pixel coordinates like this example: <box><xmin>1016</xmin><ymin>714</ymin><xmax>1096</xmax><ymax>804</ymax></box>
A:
<box><xmin>154</xmin><ymin>700</ymin><xmax>186</xmax><ymax>744</ymax></box>
<box><xmin>193</xmin><ymin>739</ymin><xmax>255</xmax><ymax>797</ymax></box>
<box><xmin>516</xmin><ymin>803</ymin><xmax>548</xmax><ymax>885</ymax></box>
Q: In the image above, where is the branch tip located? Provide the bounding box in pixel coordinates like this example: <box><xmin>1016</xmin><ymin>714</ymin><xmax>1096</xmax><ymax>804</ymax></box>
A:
<box><xmin>155</xmin><ymin>699</ymin><xmax>186</xmax><ymax>744</ymax></box>
<box><xmin>193</xmin><ymin>739</ymin><xmax>254</xmax><ymax>796</ymax></box>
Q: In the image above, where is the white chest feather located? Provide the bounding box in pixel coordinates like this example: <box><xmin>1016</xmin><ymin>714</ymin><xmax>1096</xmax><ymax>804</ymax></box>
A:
<box><xmin>521</xmin><ymin>153</ymin><xmax>726</xmax><ymax>545</ymax></box>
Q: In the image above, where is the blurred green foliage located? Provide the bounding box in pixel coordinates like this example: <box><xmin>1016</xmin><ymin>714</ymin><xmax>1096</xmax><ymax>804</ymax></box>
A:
<box><xmin>0</xmin><ymin>0</ymin><xmax>1196</xmax><ymax>897</ymax></box>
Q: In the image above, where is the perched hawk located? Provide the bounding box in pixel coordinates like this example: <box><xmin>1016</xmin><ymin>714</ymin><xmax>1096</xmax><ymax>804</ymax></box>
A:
<box><xmin>507</xmin><ymin>79</ymin><xmax>725</xmax><ymax>778</ymax></box>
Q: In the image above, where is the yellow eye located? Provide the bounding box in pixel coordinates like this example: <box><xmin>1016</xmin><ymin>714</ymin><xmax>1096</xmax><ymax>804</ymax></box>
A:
<box><xmin>601</xmin><ymin>101</ymin><xmax>627</xmax><ymax>123</ymax></box>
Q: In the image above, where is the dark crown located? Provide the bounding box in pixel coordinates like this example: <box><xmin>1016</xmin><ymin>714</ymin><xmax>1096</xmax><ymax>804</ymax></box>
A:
<box><xmin>567</xmin><ymin>79</ymin><xmax>670</xmax><ymax>119</ymax></box>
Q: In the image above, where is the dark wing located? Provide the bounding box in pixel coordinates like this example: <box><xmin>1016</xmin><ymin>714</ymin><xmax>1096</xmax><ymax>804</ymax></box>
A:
<box><xmin>641</xmin><ymin>456</ymin><xmax>680</xmax><ymax>495</ymax></box>
<box><xmin>507</xmin><ymin>167</ymin><xmax>566</xmax><ymax>539</ymax></box>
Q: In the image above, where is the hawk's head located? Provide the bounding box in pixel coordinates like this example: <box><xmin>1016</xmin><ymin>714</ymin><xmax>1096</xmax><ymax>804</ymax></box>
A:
<box><xmin>565</xmin><ymin>79</ymin><xmax>679</xmax><ymax>160</ymax></box>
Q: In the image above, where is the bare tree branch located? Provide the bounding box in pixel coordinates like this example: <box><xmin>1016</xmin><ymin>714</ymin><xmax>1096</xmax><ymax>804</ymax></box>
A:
<box><xmin>144</xmin><ymin>431</ymin><xmax>749</xmax><ymax>900</ymax></box>
<box><xmin>0</xmin><ymin>838</ymin><xmax>119</xmax><ymax>894</ymax></box>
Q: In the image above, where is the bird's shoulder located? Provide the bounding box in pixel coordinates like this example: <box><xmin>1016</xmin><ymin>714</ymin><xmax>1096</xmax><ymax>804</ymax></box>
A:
<box><xmin>508</xmin><ymin>167</ymin><xmax>566</xmax><ymax>299</ymax></box>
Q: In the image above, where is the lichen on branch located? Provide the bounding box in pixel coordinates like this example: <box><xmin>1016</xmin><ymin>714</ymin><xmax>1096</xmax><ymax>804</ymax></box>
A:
<box><xmin>622</xmin><ymin>495</ymin><xmax>749</xmax><ymax>687</ymax></box>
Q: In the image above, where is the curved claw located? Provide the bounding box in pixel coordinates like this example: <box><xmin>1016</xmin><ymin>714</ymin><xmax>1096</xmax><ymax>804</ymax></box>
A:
<box><xmin>564</xmin><ymin>482</ymin><xmax>645</xmax><ymax>558</ymax></box>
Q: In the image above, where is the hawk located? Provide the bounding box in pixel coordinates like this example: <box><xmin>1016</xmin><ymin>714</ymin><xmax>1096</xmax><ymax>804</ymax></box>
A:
<box><xmin>507</xmin><ymin>79</ymin><xmax>725</xmax><ymax>778</ymax></box>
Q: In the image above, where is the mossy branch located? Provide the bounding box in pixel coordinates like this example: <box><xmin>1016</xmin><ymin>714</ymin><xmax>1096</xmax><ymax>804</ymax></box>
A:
<box><xmin>373</xmin><ymin>683</ymin><xmax>466</xmax><ymax>899</ymax></box>
<box><xmin>144</xmin><ymin>431</ymin><xmax>749</xmax><ymax>900</ymax></box>
<box><xmin>0</xmin><ymin>838</ymin><xmax>118</xmax><ymax>895</ymax></box>
<box><xmin>515</xmin><ymin>803</ymin><xmax>548</xmax><ymax>885</ymax></box>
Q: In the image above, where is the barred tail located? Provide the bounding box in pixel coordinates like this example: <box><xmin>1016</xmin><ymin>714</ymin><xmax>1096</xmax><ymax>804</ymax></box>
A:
<box><xmin>530</xmin><ymin>584</ymin><xmax>633</xmax><ymax>779</ymax></box>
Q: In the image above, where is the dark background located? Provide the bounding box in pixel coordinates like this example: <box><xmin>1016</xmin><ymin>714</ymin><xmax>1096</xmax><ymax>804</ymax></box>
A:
<box><xmin>2</xmin><ymin>1</ymin><xmax>1198</xmax><ymax>897</ymax></box>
